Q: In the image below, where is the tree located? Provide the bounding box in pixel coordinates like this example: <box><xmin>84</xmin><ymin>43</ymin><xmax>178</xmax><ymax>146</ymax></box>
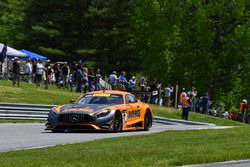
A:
<box><xmin>0</xmin><ymin>0</ymin><xmax>27</xmax><ymax>46</ymax></box>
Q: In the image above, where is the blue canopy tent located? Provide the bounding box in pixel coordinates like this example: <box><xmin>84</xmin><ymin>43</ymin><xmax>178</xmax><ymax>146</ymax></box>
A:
<box><xmin>19</xmin><ymin>49</ymin><xmax>48</xmax><ymax>61</ymax></box>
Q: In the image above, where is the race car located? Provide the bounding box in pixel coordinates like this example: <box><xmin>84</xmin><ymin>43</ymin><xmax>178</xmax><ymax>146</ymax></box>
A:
<box><xmin>45</xmin><ymin>90</ymin><xmax>153</xmax><ymax>132</ymax></box>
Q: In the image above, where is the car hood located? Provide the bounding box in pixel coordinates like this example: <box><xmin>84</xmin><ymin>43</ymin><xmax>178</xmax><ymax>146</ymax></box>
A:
<box><xmin>58</xmin><ymin>104</ymin><xmax>113</xmax><ymax>113</ymax></box>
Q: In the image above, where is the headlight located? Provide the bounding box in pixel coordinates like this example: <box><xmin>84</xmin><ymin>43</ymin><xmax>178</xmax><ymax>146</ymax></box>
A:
<box><xmin>49</xmin><ymin>109</ymin><xmax>59</xmax><ymax>117</ymax></box>
<box><xmin>95</xmin><ymin>110</ymin><xmax>111</xmax><ymax>118</ymax></box>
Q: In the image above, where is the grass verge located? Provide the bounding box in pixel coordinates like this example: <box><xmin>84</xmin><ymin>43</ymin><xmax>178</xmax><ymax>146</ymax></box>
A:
<box><xmin>0</xmin><ymin>119</ymin><xmax>45</xmax><ymax>123</ymax></box>
<box><xmin>0</xmin><ymin>127</ymin><xmax>250</xmax><ymax>167</ymax></box>
<box><xmin>152</xmin><ymin>105</ymin><xmax>244</xmax><ymax>126</ymax></box>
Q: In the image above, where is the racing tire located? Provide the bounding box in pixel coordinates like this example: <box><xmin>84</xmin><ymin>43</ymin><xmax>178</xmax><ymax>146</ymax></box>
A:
<box><xmin>144</xmin><ymin>110</ymin><xmax>152</xmax><ymax>131</ymax></box>
<box><xmin>112</xmin><ymin>111</ymin><xmax>122</xmax><ymax>132</ymax></box>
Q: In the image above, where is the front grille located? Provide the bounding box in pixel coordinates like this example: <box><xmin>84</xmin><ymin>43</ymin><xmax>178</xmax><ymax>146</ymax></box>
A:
<box><xmin>58</xmin><ymin>113</ymin><xmax>93</xmax><ymax>124</ymax></box>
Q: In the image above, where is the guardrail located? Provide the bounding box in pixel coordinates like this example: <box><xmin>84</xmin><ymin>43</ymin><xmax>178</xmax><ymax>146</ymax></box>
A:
<box><xmin>0</xmin><ymin>102</ymin><xmax>214</xmax><ymax>126</ymax></box>
<box><xmin>0</xmin><ymin>102</ymin><xmax>55</xmax><ymax>120</ymax></box>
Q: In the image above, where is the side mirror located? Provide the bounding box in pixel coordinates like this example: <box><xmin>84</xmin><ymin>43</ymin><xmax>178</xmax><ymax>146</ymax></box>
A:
<box><xmin>70</xmin><ymin>99</ymin><xmax>75</xmax><ymax>104</ymax></box>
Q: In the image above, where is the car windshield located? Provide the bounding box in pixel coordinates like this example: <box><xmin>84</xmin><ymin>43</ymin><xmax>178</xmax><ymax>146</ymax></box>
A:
<box><xmin>78</xmin><ymin>93</ymin><xmax>124</xmax><ymax>105</ymax></box>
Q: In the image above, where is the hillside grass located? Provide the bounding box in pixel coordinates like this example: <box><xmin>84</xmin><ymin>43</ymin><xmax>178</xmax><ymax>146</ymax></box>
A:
<box><xmin>0</xmin><ymin>80</ymin><xmax>80</xmax><ymax>105</ymax></box>
<box><xmin>0</xmin><ymin>80</ymin><xmax>245</xmax><ymax>126</ymax></box>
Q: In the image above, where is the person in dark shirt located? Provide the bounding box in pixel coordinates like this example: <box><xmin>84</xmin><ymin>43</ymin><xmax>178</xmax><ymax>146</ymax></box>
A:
<box><xmin>73</xmin><ymin>64</ymin><xmax>78</xmax><ymax>85</ymax></box>
<box><xmin>202</xmin><ymin>93</ymin><xmax>209</xmax><ymax>114</ymax></box>
<box><xmin>54</xmin><ymin>64</ymin><xmax>61</xmax><ymax>87</ymax></box>
<box><xmin>12</xmin><ymin>57</ymin><xmax>20</xmax><ymax>87</ymax></box>
<box><xmin>32</xmin><ymin>60</ymin><xmax>37</xmax><ymax>83</ymax></box>
<box><xmin>76</xmin><ymin>64</ymin><xmax>83</xmax><ymax>92</ymax></box>
<box><xmin>44</xmin><ymin>60</ymin><xmax>50</xmax><ymax>89</ymax></box>
<box><xmin>95</xmin><ymin>68</ymin><xmax>102</xmax><ymax>91</ymax></box>
<box><xmin>88</xmin><ymin>68</ymin><xmax>95</xmax><ymax>92</ymax></box>
<box><xmin>61</xmin><ymin>62</ymin><xmax>69</xmax><ymax>88</ymax></box>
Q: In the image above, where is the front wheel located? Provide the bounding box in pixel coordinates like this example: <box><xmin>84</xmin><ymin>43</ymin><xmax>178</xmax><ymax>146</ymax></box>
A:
<box><xmin>144</xmin><ymin>110</ymin><xmax>152</xmax><ymax>131</ymax></box>
<box><xmin>112</xmin><ymin>111</ymin><xmax>122</xmax><ymax>132</ymax></box>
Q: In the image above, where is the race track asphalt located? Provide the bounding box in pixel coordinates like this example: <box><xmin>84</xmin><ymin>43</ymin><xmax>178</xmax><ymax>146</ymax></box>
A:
<box><xmin>182</xmin><ymin>160</ymin><xmax>250</xmax><ymax>167</ymax></box>
<box><xmin>0</xmin><ymin>123</ymin><xmax>232</xmax><ymax>152</ymax></box>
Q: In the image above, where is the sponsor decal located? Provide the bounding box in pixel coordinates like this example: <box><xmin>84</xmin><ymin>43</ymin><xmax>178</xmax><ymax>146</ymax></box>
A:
<box><xmin>93</xmin><ymin>93</ymin><xmax>111</xmax><ymax>97</ymax></box>
<box><xmin>122</xmin><ymin>110</ymin><xmax>128</xmax><ymax>123</ymax></box>
<box><xmin>128</xmin><ymin>110</ymin><xmax>140</xmax><ymax>118</ymax></box>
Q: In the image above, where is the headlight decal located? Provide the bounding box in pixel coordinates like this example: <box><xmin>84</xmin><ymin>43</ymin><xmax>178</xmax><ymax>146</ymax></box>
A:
<box><xmin>50</xmin><ymin>109</ymin><xmax>59</xmax><ymax>117</ymax></box>
<box><xmin>96</xmin><ymin>109</ymin><xmax>115</xmax><ymax>118</ymax></box>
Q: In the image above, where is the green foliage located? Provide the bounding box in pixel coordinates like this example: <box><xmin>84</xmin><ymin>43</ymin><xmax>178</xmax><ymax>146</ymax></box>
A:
<box><xmin>229</xmin><ymin>106</ymin><xmax>238</xmax><ymax>113</ymax></box>
<box><xmin>131</xmin><ymin>0</ymin><xmax>250</xmax><ymax>107</ymax></box>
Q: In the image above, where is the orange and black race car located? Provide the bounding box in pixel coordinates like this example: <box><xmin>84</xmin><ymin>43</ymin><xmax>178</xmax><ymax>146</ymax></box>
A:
<box><xmin>45</xmin><ymin>90</ymin><xmax>153</xmax><ymax>132</ymax></box>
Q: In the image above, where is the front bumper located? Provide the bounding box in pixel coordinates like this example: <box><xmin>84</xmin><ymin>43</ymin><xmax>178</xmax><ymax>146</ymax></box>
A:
<box><xmin>45</xmin><ymin>112</ymin><xmax>115</xmax><ymax>131</ymax></box>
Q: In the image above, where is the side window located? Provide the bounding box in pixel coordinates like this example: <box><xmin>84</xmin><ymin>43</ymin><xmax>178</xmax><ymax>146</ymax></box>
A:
<box><xmin>125</xmin><ymin>95</ymin><xmax>138</xmax><ymax>103</ymax></box>
<box><xmin>133</xmin><ymin>96</ymin><xmax>138</xmax><ymax>103</ymax></box>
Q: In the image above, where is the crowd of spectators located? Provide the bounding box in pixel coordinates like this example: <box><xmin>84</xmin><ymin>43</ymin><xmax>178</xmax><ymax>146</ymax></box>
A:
<box><xmin>12</xmin><ymin>59</ymin><xmax>152</xmax><ymax>93</ymax></box>
<box><xmin>11</xmin><ymin>58</ymin><xmax>248</xmax><ymax>123</ymax></box>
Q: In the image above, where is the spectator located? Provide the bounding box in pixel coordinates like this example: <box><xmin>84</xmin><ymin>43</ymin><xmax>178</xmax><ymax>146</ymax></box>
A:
<box><xmin>179</xmin><ymin>88</ymin><xmax>187</xmax><ymax>106</ymax></box>
<box><xmin>67</xmin><ymin>73</ymin><xmax>73</xmax><ymax>92</ymax></box>
<box><xmin>229</xmin><ymin>112</ymin><xmax>237</xmax><ymax>120</ymax></box>
<box><xmin>95</xmin><ymin>68</ymin><xmax>102</xmax><ymax>91</ymax></box>
<box><xmin>128</xmin><ymin>76</ymin><xmax>136</xmax><ymax>91</ymax></box>
<box><xmin>24</xmin><ymin>59</ymin><xmax>32</xmax><ymax>83</ymax></box>
<box><xmin>47</xmin><ymin>65</ymin><xmax>53</xmax><ymax>84</ymax></box>
<box><xmin>190</xmin><ymin>87</ymin><xmax>197</xmax><ymax>112</ymax></box>
<box><xmin>83</xmin><ymin>67</ymin><xmax>88</xmax><ymax>93</ymax></box>
<box><xmin>44</xmin><ymin>60</ymin><xmax>50</xmax><ymax>89</ymax></box>
<box><xmin>12</xmin><ymin>57</ymin><xmax>20</xmax><ymax>87</ymax></box>
<box><xmin>59</xmin><ymin>79</ymin><xmax>64</xmax><ymax>88</ymax></box>
<box><xmin>76</xmin><ymin>64</ymin><xmax>83</xmax><ymax>93</ymax></box>
<box><xmin>149</xmin><ymin>80</ymin><xmax>157</xmax><ymax>104</ymax></box>
<box><xmin>73</xmin><ymin>64</ymin><xmax>78</xmax><ymax>85</ymax></box>
<box><xmin>156</xmin><ymin>81</ymin><xmax>162</xmax><ymax>105</ymax></box>
<box><xmin>240</xmin><ymin>99</ymin><xmax>248</xmax><ymax>123</ymax></box>
<box><xmin>54</xmin><ymin>64</ymin><xmax>61</xmax><ymax>87</ymax></box>
<box><xmin>139</xmin><ymin>77</ymin><xmax>147</xmax><ymax>91</ymax></box>
<box><xmin>223</xmin><ymin>111</ymin><xmax>229</xmax><ymax>119</ymax></box>
<box><xmin>182</xmin><ymin>95</ymin><xmax>191</xmax><ymax>120</ymax></box>
<box><xmin>108</xmin><ymin>71</ymin><xmax>118</xmax><ymax>90</ymax></box>
<box><xmin>36</xmin><ymin>59</ymin><xmax>44</xmax><ymax>88</ymax></box>
<box><xmin>88</xmin><ymin>68</ymin><xmax>95</xmax><ymax>92</ymax></box>
<box><xmin>118</xmin><ymin>71</ymin><xmax>127</xmax><ymax>90</ymax></box>
<box><xmin>32</xmin><ymin>60</ymin><xmax>37</xmax><ymax>83</ymax></box>
<box><xmin>164</xmin><ymin>84</ymin><xmax>173</xmax><ymax>107</ymax></box>
<box><xmin>50</xmin><ymin>64</ymin><xmax>56</xmax><ymax>84</ymax></box>
<box><xmin>202</xmin><ymin>93</ymin><xmax>209</xmax><ymax>114</ymax></box>
<box><xmin>61</xmin><ymin>62</ymin><xmax>69</xmax><ymax>88</ymax></box>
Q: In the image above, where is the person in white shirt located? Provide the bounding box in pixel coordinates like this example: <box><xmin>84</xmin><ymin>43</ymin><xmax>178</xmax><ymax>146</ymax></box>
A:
<box><xmin>164</xmin><ymin>84</ymin><xmax>173</xmax><ymax>107</ymax></box>
<box><xmin>108</xmin><ymin>71</ymin><xmax>118</xmax><ymax>90</ymax></box>
<box><xmin>36</xmin><ymin>59</ymin><xmax>44</xmax><ymax>88</ymax></box>
<box><xmin>128</xmin><ymin>76</ymin><xmax>136</xmax><ymax>91</ymax></box>
<box><xmin>190</xmin><ymin>87</ymin><xmax>197</xmax><ymax>112</ymax></box>
<box><xmin>24</xmin><ymin>59</ymin><xmax>32</xmax><ymax>83</ymax></box>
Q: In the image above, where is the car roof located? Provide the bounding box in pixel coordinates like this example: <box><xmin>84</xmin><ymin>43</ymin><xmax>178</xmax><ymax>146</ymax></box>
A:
<box><xmin>85</xmin><ymin>90</ymin><xmax>131</xmax><ymax>96</ymax></box>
